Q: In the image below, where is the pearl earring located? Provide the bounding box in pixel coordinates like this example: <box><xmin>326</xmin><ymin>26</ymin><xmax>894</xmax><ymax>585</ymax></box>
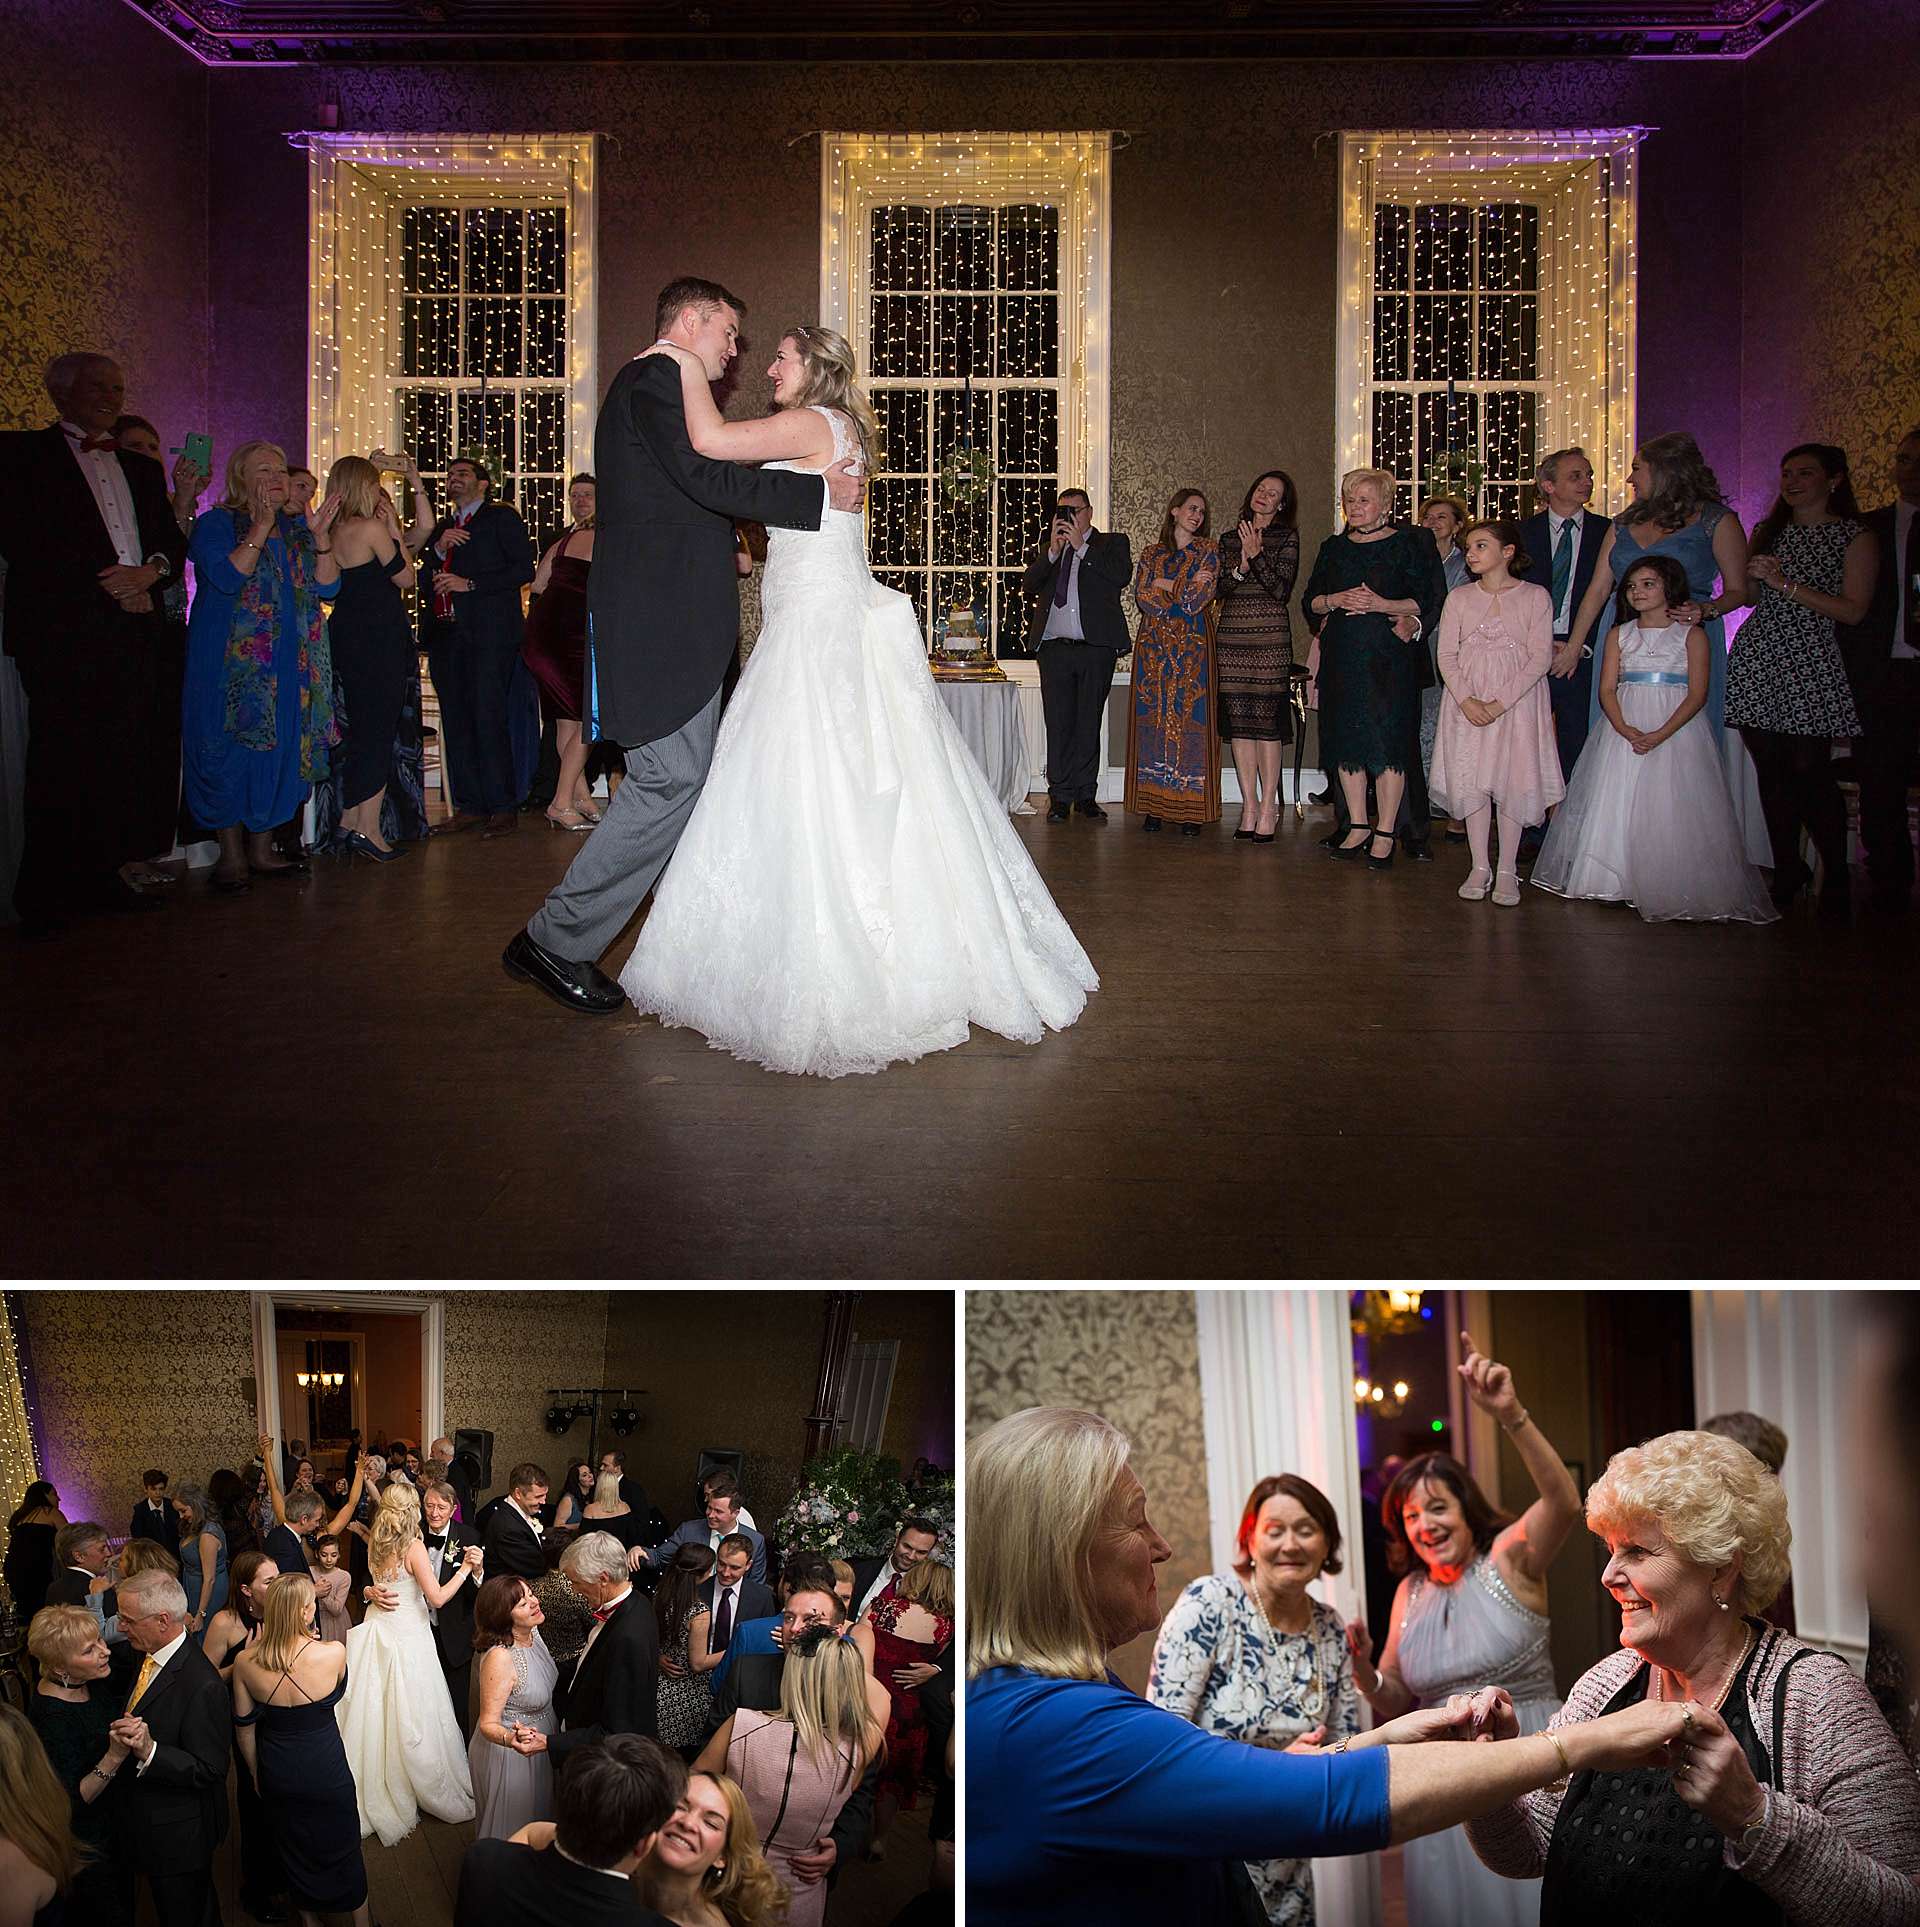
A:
<box><xmin>1715</xmin><ymin>1594</ymin><xmax>1730</xmax><ymax>1611</ymax></box>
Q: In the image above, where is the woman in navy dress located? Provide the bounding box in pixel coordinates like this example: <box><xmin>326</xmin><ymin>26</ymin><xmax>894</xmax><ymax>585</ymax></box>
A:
<box><xmin>232</xmin><ymin>1572</ymin><xmax>370</xmax><ymax>1926</ymax></box>
<box><xmin>182</xmin><ymin>442</ymin><xmax>341</xmax><ymax>890</ymax></box>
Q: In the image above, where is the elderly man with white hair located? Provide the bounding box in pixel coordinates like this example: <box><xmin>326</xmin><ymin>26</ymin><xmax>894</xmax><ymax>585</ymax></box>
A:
<box><xmin>0</xmin><ymin>351</ymin><xmax>189</xmax><ymax>936</ymax></box>
<box><xmin>107</xmin><ymin>1565</ymin><xmax>232</xmax><ymax>1926</ymax></box>
<box><xmin>506</xmin><ymin>1530</ymin><xmax>660</xmax><ymax>1770</ymax></box>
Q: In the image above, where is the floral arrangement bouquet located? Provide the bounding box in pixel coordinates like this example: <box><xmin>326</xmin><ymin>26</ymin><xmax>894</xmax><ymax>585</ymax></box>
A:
<box><xmin>905</xmin><ymin>1463</ymin><xmax>956</xmax><ymax>1567</ymax></box>
<box><xmin>776</xmin><ymin>1447</ymin><xmax>911</xmax><ymax>1561</ymax></box>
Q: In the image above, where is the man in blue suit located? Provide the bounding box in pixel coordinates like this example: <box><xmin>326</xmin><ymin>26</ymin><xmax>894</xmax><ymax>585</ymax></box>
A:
<box><xmin>638</xmin><ymin>1476</ymin><xmax>766</xmax><ymax>1583</ymax></box>
<box><xmin>1520</xmin><ymin>445</ymin><xmax>1609</xmax><ymax>858</ymax></box>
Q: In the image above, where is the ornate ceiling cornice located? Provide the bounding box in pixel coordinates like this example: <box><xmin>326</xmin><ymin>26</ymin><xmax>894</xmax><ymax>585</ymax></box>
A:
<box><xmin>121</xmin><ymin>0</ymin><xmax>1830</xmax><ymax>65</ymax></box>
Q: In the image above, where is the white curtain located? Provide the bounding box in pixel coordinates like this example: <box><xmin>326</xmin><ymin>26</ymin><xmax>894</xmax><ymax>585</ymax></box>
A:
<box><xmin>1195</xmin><ymin>1289</ymin><xmax>1380</xmax><ymax>1927</ymax></box>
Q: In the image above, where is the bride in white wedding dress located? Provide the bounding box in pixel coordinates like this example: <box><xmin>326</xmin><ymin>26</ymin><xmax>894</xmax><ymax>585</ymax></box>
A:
<box><xmin>337</xmin><ymin>1482</ymin><xmax>479</xmax><ymax>1843</ymax></box>
<box><xmin>618</xmin><ymin>326</ymin><xmax>1098</xmax><ymax>1078</ymax></box>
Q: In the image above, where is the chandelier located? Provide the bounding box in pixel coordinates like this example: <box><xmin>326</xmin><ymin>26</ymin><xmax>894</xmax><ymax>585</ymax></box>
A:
<box><xmin>1354</xmin><ymin>1376</ymin><xmax>1411</xmax><ymax>1418</ymax></box>
<box><xmin>296</xmin><ymin>1370</ymin><xmax>345</xmax><ymax>1388</ymax></box>
<box><xmin>1350</xmin><ymin>1290</ymin><xmax>1427</xmax><ymax>1339</ymax></box>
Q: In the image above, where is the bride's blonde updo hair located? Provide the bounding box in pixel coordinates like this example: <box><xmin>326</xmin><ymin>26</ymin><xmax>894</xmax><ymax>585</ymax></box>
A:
<box><xmin>784</xmin><ymin>325</ymin><xmax>883</xmax><ymax>470</ymax></box>
<box><xmin>368</xmin><ymin>1480</ymin><xmax>423</xmax><ymax>1580</ymax></box>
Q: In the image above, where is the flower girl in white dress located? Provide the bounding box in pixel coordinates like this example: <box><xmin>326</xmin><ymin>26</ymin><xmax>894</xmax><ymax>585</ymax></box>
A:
<box><xmin>1531</xmin><ymin>555</ymin><xmax>1777</xmax><ymax>923</ymax></box>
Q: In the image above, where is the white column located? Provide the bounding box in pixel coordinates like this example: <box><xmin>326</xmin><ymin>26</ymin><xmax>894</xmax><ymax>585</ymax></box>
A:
<box><xmin>1691</xmin><ymin>1290</ymin><xmax>1868</xmax><ymax>1673</ymax></box>
<box><xmin>1195</xmin><ymin>1290</ymin><xmax>1380</xmax><ymax>1927</ymax></box>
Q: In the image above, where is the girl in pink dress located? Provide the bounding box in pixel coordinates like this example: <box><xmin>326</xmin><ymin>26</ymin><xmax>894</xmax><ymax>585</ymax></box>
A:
<box><xmin>1429</xmin><ymin>521</ymin><xmax>1565</xmax><ymax>906</ymax></box>
<box><xmin>310</xmin><ymin>1535</ymin><xmax>354</xmax><ymax>1643</ymax></box>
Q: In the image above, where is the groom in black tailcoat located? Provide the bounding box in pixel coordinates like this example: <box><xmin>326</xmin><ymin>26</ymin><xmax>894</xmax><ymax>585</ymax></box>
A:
<box><xmin>422</xmin><ymin>1479</ymin><xmax>480</xmax><ymax>1737</ymax></box>
<box><xmin>505</xmin><ymin>275</ymin><xmax>867</xmax><ymax>1013</ymax></box>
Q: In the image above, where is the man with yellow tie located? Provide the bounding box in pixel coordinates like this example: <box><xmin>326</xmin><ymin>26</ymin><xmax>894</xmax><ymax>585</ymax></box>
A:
<box><xmin>110</xmin><ymin>1567</ymin><xmax>232</xmax><ymax>1925</ymax></box>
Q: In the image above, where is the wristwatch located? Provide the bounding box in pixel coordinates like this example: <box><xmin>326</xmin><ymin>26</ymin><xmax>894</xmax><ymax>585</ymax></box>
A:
<box><xmin>1732</xmin><ymin>1788</ymin><xmax>1768</xmax><ymax>1858</ymax></box>
<box><xmin>144</xmin><ymin>552</ymin><xmax>172</xmax><ymax>582</ymax></box>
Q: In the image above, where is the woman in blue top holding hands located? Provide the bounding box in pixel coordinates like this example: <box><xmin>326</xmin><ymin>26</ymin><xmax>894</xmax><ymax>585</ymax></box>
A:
<box><xmin>966</xmin><ymin>1406</ymin><xmax>1695</xmax><ymax>1927</ymax></box>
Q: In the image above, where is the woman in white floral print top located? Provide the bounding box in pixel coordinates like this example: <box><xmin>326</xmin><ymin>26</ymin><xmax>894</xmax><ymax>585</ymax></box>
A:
<box><xmin>1148</xmin><ymin>1473</ymin><xmax>1360</xmax><ymax>1925</ymax></box>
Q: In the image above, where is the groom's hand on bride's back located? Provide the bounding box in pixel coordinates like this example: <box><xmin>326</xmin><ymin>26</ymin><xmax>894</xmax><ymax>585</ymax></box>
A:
<box><xmin>825</xmin><ymin>458</ymin><xmax>866</xmax><ymax>514</ymax></box>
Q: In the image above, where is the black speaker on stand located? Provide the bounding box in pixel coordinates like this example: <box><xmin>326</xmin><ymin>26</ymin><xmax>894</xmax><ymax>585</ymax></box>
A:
<box><xmin>454</xmin><ymin>1427</ymin><xmax>494</xmax><ymax>1492</ymax></box>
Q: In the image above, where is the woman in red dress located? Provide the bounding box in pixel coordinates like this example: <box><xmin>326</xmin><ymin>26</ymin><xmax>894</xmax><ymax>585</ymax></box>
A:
<box><xmin>521</xmin><ymin>473</ymin><xmax>601</xmax><ymax>831</ymax></box>
<box><xmin>851</xmin><ymin>1553</ymin><xmax>953</xmax><ymax>1852</ymax></box>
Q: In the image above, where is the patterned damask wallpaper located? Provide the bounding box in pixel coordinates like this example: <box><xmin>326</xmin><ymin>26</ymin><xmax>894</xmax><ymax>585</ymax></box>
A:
<box><xmin>967</xmin><ymin>1289</ymin><xmax>1210</xmax><ymax>1691</ymax></box>
<box><xmin>202</xmin><ymin>52</ymin><xmax>1749</xmax><ymax>582</ymax></box>
<box><xmin>0</xmin><ymin>2</ymin><xmax>208</xmax><ymax>442</ymax></box>
<box><xmin>1738</xmin><ymin>0</ymin><xmax>1920</xmax><ymax>513</ymax></box>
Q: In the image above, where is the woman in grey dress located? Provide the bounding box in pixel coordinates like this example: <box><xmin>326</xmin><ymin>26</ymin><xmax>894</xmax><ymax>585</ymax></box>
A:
<box><xmin>468</xmin><ymin>1574</ymin><xmax>558</xmax><ymax>1841</ymax></box>
<box><xmin>1346</xmin><ymin>1333</ymin><xmax>1580</xmax><ymax>1927</ymax></box>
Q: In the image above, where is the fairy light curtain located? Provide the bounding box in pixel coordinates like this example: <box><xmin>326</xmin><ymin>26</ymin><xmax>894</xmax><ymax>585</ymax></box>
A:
<box><xmin>820</xmin><ymin>134</ymin><xmax>1112</xmax><ymax>665</ymax></box>
<box><xmin>306</xmin><ymin>135</ymin><xmax>598</xmax><ymax>549</ymax></box>
<box><xmin>1335</xmin><ymin>131</ymin><xmax>1641</xmax><ymax>524</ymax></box>
<box><xmin>0</xmin><ymin>1293</ymin><xmax>43</xmax><ymax>1577</ymax></box>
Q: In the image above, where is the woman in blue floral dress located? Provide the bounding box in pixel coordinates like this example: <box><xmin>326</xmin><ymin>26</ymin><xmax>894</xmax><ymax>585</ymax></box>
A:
<box><xmin>1148</xmin><ymin>1473</ymin><xmax>1361</xmax><ymax>1924</ymax></box>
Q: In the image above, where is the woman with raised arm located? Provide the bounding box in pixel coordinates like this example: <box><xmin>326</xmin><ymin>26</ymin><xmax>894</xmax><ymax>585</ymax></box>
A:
<box><xmin>1344</xmin><ymin>1334</ymin><xmax>1579</xmax><ymax>1926</ymax></box>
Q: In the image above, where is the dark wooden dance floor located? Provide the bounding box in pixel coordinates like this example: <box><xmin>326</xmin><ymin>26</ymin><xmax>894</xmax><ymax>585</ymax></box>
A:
<box><xmin>9</xmin><ymin>798</ymin><xmax>1918</xmax><ymax>1278</ymax></box>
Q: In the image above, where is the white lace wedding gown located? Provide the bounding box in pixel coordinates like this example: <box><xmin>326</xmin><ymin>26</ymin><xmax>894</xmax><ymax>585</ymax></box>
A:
<box><xmin>336</xmin><ymin>1565</ymin><xmax>475</xmax><ymax>1844</ymax></box>
<box><xmin>619</xmin><ymin>405</ymin><xmax>1099</xmax><ymax>1077</ymax></box>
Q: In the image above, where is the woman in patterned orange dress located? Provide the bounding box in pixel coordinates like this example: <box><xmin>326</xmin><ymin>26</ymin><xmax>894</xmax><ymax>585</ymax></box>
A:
<box><xmin>1127</xmin><ymin>490</ymin><xmax>1222</xmax><ymax>834</ymax></box>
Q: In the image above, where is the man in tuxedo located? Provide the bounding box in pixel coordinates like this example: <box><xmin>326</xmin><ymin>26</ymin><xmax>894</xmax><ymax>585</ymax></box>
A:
<box><xmin>422</xmin><ymin>1480</ymin><xmax>480</xmax><ymax>1737</ymax></box>
<box><xmin>264</xmin><ymin>1488</ymin><xmax>322</xmax><ymax>1577</ymax></box>
<box><xmin>641</xmin><ymin>1477</ymin><xmax>766</xmax><ymax>1581</ymax></box>
<box><xmin>0</xmin><ymin>353</ymin><xmax>190</xmax><ymax>936</ymax></box>
<box><xmin>1024</xmin><ymin>488</ymin><xmax>1133</xmax><ymax>823</ymax></box>
<box><xmin>532</xmin><ymin>1530</ymin><xmax>659</xmax><ymax>1766</ymax></box>
<box><xmin>1520</xmin><ymin>446</ymin><xmax>1608</xmax><ymax>858</ymax></box>
<box><xmin>108</xmin><ymin>1569</ymin><xmax>231</xmax><ymax>1927</ymax></box>
<box><xmin>1851</xmin><ymin>426</ymin><xmax>1920</xmax><ymax>913</ymax></box>
<box><xmin>508</xmin><ymin>275</ymin><xmax>866</xmax><ymax>1014</ymax></box>
<box><xmin>482</xmin><ymin>1461</ymin><xmax>550</xmax><ymax>1578</ymax></box>
<box><xmin>421</xmin><ymin>457</ymin><xmax>538</xmax><ymax>839</ymax></box>
<box><xmin>129</xmin><ymin>1468</ymin><xmax>181</xmax><ymax>1556</ymax></box>
<box><xmin>47</xmin><ymin>1521</ymin><xmax>117</xmax><ymax>1640</ymax></box>
<box><xmin>850</xmin><ymin>1515</ymin><xmax>941</xmax><ymax>1621</ymax></box>
<box><xmin>454</xmin><ymin>1732</ymin><xmax>683</xmax><ymax>1927</ymax></box>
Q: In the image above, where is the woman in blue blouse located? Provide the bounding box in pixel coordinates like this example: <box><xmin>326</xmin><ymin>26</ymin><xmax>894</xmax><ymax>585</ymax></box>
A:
<box><xmin>183</xmin><ymin>440</ymin><xmax>341</xmax><ymax>890</ymax></box>
<box><xmin>966</xmin><ymin>1406</ymin><xmax>1694</xmax><ymax>1927</ymax></box>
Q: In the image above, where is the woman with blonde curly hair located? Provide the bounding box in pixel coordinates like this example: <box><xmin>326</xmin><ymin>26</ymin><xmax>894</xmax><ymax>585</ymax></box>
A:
<box><xmin>1463</xmin><ymin>1427</ymin><xmax>1920</xmax><ymax>1924</ymax></box>
<box><xmin>642</xmin><ymin>1769</ymin><xmax>791</xmax><ymax>1927</ymax></box>
<box><xmin>337</xmin><ymin>1481</ymin><xmax>480</xmax><ymax>1844</ymax></box>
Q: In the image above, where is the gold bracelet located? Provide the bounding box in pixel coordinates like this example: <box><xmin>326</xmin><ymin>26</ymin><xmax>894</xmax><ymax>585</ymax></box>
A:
<box><xmin>1546</xmin><ymin>1730</ymin><xmax>1572</xmax><ymax>1780</ymax></box>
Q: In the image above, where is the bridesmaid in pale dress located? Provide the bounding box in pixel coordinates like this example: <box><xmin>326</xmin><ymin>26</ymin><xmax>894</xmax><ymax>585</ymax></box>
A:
<box><xmin>1345</xmin><ymin>1333</ymin><xmax>1581</xmax><ymax>1927</ymax></box>
<box><xmin>696</xmin><ymin>1626</ymin><xmax>883</xmax><ymax>1927</ymax></box>
<box><xmin>468</xmin><ymin>1575</ymin><xmax>558</xmax><ymax>1841</ymax></box>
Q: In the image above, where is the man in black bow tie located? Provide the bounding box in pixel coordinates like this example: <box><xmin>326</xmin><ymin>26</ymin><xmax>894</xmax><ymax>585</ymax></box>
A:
<box><xmin>422</xmin><ymin>1480</ymin><xmax>480</xmax><ymax>1737</ymax></box>
<box><xmin>128</xmin><ymin>1469</ymin><xmax>181</xmax><ymax>1558</ymax></box>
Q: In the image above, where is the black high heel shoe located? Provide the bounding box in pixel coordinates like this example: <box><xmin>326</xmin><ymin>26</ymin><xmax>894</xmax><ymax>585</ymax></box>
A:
<box><xmin>1234</xmin><ymin>826</ymin><xmax>1256</xmax><ymax>841</ymax></box>
<box><xmin>1142</xmin><ymin>814</ymin><xmax>1163</xmax><ymax>833</ymax></box>
<box><xmin>1327</xmin><ymin>827</ymin><xmax>1372</xmax><ymax>862</ymax></box>
<box><xmin>343</xmin><ymin>830</ymin><xmax>406</xmax><ymax>864</ymax></box>
<box><xmin>1365</xmin><ymin>830</ymin><xmax>1397</xmax><ymax>871</ymax></box>
<box><xmin>1768</xmin><ymin>857</ymin><xmax>1812</xmax><ymax>910</ymax></box>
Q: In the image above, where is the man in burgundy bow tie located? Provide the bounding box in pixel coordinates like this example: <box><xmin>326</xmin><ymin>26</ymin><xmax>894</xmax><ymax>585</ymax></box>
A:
<box><xmin>0</xmin><ymin>351</ymin><xmax>188</xmax><ymax>936</ymax></box>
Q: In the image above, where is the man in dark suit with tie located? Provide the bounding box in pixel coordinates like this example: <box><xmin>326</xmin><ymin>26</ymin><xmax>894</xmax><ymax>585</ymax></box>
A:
<box><xmin>422</xmin><ymin>1479</ymin><xmax>480</xmax><ymax>1737</ymax></box>
<box><xmin>1024</xmin><ymin>488</ymin><xmax>1134</xmax><ymax>823</ymax></box>
<box><xmin>0</xmin><ymin>352</ymin><xmax>190</xmax><ymax>936</ymax></box>
<box><xmin>108</xmin><ymin>1568</ymin><xmax>231</xmax><ymax>1927</ymax></box>
<box><xmin>483</xmin><ymin>1461</ymin><xmax>550</xmax><ymax>1580</ymax></box>
<box><xmin>508</xmin><ymin>276</ymin><xmax>865</xmax><ymax>1015</ymax></box>
<box><xmin>538</xmin><ymin>1530</ymin><xmax>659</xmax><ymax>1766</ymax></box>
<box><xmin>455</xmin><ymin>1732</ymin><xmax>683</xmax><ymax>1927</ymax></box>
<box><xmin>1520</xmin><ymin>445</ymin><xmax>1609</xmax><ymax>858</ymax></box>
<box><xmin>1850</xmin><ymin>426</ymin><xmax>1920</xmax><ymax>914</ymax></box>
<box><xmin>129</xmin><ymin>1469</ymin><xmax>181</xmax><ymax>1557</ymax></box>
<box><xmin>701</xmin><ymin>1535</ymin><xmax>774</xmax><ymax>1659</ymax></box>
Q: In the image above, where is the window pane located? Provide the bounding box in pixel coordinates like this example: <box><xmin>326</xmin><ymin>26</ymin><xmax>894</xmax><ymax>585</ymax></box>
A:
<box><xmin>1476</xmin><ymin>204</ymin><xmax>1538</xmax><ymax>292</ymax></box>
<box><xmin>932</xmin><ymin>296</ymin><xmax>992</xmax><ymax>377</ymax></box>
<box><xmin>465</xmin><ymin>297</ymin><xmax>523</xmax><ymax>379</ymax></box>
<box><xmin>1417</xmin><ymin>389</ymin><xmax>1480</xmax><ymax>511</ymax></box>
<box><xmin>1483</xmin><ymin>483</ymin><xmax>1526</xmax><ymax>521</ymax></box>
<box><xmin>1477</xmin><ymin>295</ymin><xmax>1537</xmax><ymax>381</ymax></box>
<box><xmin>873</xmin><ymin>389</ymin><xmax>928</xmax><ymax>473</ymax></box>
<box><xmin>934</xmin><ymin>205</ymin><xmax>994</xmax><ymax>290</ymax></box>
<box><xmin>996</xmin><ymin>388</ymin><xmax>1058</xmax><ymax>475</ymax></box>
<box><xmin>934</xmin><ymin>570</ymin><xmax>993</xmax><ymax>640</ymax></box>
<box><xmin>521</xmin><ymin>389</ymin><xmax>565</xmax><ymax>475</ymax></box>
<box><xmin>995</xmin><ymin>571</ymin><xmax>1033</xmax><ymax>658</ymax></box>
<box><xmin>871</xmin><ymin>206</ymin><xmax>931</xmax><ymax>292</ymax></box>
<box><xmin>933</xmin><ymin>388</ymin><xmax>991</xmax><ymax>468</ymax></box>
<box><xmin>1373</xmin><ymin>204</ymin><xmax>1411</xmax><ymax>291</ymax></box>
<box><xmin>870</xmin><ymin>478</ymin><xmax>928</xmax><ymax>567</ymax></box>
<box><xmin>933</xmin><ymin>486</ymin><xmax>991</xmax><ymax>566</ymax></box>
<box><xmin>398</xmin><ymin>388</ymin><xmax>453</xmax><ymax>475</ymax></box>
<box><xmin>457</xmin><ymin>389</ymin><xmax>516</xmax><ymax>475</ymax></box>
<box><xmin>519</xmin><ymin>475</ymin><xmax>565</xmax><ymax>549</ymax></box>
<box><xmin>464</xmin><ymin>207</ymin><xmax>523</xmax><ymax>293</ymax></box>
<box><xmin>997</xmin><ymin>295</ymin><xmax>1058</xmax><ymax>379</ymax></box>
<box><xmin>1413</xmin><ymin>205</ymin><xmax>1473</xmax><ymax>291</ymax></box>
<box><xmin>402</xmin><ymin>297</ymin><xmax>459</xmax><ymax>378</ymax></box>
<box><xmin>999</xmin><ymin>478</ymin><xmax>1056</xmax><ymax>566</ymax></box>
<box><xmin>526</xmin><ymin>298</ymin><xmax>566</xmax><ymax>379</ymax></box>
<box><xmin>869</xmin><ymin>295</ymin><xmax>928</xmax><ymax>377</ymax></box>
<box><xmin>1372</xmin><ymin>389</ymin><xmax>1414</xmax><ymax>523</ymax></box>
<box><xmin>1411</xmin><ymin>294</ymin><xmax>1473</xmax><ymax>381</ymax></box>
<box><xmin>526</xmin><ymin>207</ymin><xmax>567</xmax><ymax>294</ymax></box>
<box><xmin>1372</xmin><ymin>295</ymin><xmax>1410</xmax><ymax>382</ymax></box>
<box><xmin>998</xmin><ymin>204</ymin><xmax>1058</xmax><ymax>292</ymax></box>
<box><xmin>1484</xmin><ymin>390</ymin><xmax>1538</xmax><ymax>481</ymax></box>
<box><xmin>403</xmin><ymin>207</ymin><xmax>460</xmax><ymax>294</ymax></box>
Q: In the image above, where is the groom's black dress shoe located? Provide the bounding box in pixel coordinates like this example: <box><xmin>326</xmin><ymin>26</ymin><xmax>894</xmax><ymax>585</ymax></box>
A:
<box><xmin>503</xmin><ymin>930</ymin><xmax>625</xmax><ymax>1015</ymax></box>
<box><xmin>1046</xmin><ymin>800</ymin><xmax>1071</xmax><ymax>823</ymax></box>
<box><xmin>1075</xmin><ymin>800</ymin><xmax>1108</xmax><ymax>821</ymax></box>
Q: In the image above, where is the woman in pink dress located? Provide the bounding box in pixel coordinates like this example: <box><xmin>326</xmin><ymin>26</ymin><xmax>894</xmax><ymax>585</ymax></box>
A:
<box><xmin>1429</xmin><ymin>520</ymin><xmax>1564</xmax><ymax>907</ymax></box>
<box><xmin>852</xmin><ymin>1556</ymin><xmax>953</xmax><ymax>1851</ymax></box>
<box><xmin>695</xmin><ymin>1626</ymin><xmax>884</xmax><ymax>1927</ymax></box>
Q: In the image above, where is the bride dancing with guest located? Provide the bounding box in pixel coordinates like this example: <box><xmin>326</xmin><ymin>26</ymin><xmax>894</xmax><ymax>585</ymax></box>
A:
<box><xmin>618</xmin><ymin>322</ymin><xmax>1097</xmax><ymax>1078</ymax></box>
